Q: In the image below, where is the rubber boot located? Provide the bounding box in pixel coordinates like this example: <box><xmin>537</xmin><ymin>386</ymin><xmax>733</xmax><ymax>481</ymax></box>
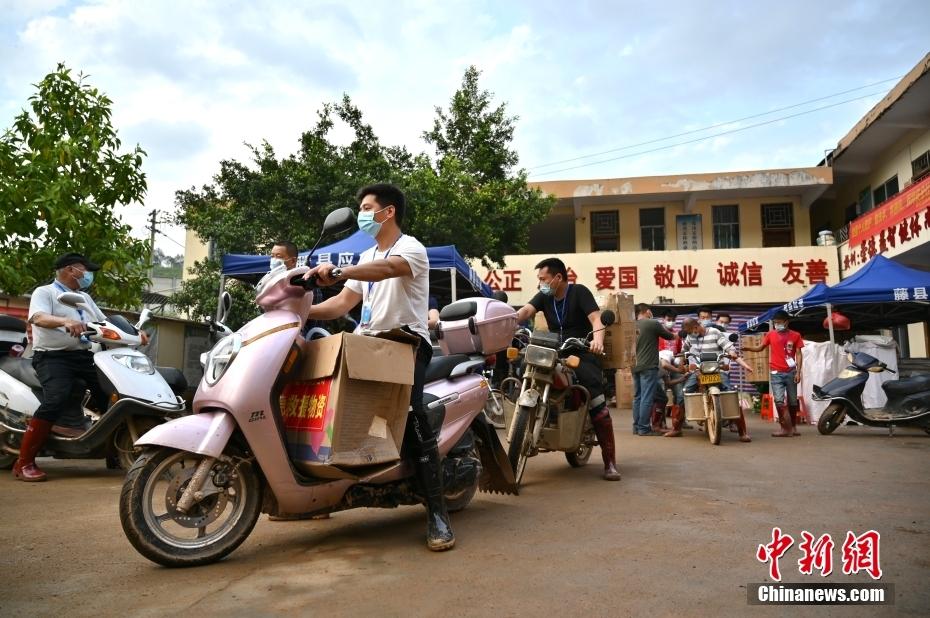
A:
<box><xmin>413</xmin><ymin>441</ymin><xmax>455</xmax><ymax>551</ymax></box>
<box><xmin>13</xmin><ymin>418</ymin><xmax>52</xmax><ymax>482</ymax></box>
<box><xmin>789</xmin><ymin>404</ymin><xmax>801</xmax><ymax>436</ymax></box>
<box><xmin>735</xmin><ymin>411</ymin><xmax>752</xmax><ymax>443</ymax></box>
<box><xmin>591</xmin><ymin>409</ymin><xmax>621</xmax><ymax>481</ymax></box>
<box><xmin>771</xmin><ymin>405</ymin><xmax>793</xmax><ymax>437</ymax></box>
<box><xmin>664</xmin><ymin>404</ymin><xmax>684</xmax><ymax>437</ymax></box>
<box><xmin>649</xmin><ymin>403</ymin><xmax>664</xmax><ymax>433</ymax></box>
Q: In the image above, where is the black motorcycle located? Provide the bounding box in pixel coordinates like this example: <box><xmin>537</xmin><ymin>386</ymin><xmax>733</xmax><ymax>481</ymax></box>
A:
<box><xmin>812</xmin><ymin>352</ymin><xmax>930</xmax><ymax>435</ymax></box>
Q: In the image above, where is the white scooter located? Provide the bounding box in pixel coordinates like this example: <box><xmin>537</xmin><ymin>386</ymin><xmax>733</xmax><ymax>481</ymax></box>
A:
<box><xmin>0</xmin><ymin>293</ymin><xmax>188</xmax><ymax>470</ymax></box>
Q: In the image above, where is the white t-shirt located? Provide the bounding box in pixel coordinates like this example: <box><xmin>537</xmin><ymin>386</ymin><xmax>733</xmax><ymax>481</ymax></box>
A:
<box><xmin>28</xmin><ymin>281</ymin><xmax>106</xmax><ymax>352</ymax></box>
<box><xmin>345</xmin><ymin>234</ymin><xmax>430</xmax><ymax>345</ymax></box>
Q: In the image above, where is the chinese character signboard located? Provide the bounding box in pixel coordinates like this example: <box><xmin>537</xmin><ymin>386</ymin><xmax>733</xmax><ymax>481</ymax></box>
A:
<box><xmin>676</xmin><ymin>214</ymin><xmax>703</xmax><ymax>250</ymax></box>
<box><xmin>841</xmin><ymin>173</ymin><xmax>930</xmax><ymax>275</ymax></box>
<box><xmin>474</xmin><ymin>246</ymin><xmax>839</xmax><ymax>306</ymax></box>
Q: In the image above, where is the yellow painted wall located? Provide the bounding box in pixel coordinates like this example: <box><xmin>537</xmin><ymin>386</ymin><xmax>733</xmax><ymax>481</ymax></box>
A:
<box><xmin>573</xmin><ymin>195</ymin><xmax>808</xmax><ymax>252</ymax></box>
<box><xmin>834</xmin><ymin>128</ymin><xmax>930</xmax><ymax>217</ymax></box>
<box><xmin>183</xmin><ymin>228</ymin><xmax>210</xmax><ymax>281</ymax></box>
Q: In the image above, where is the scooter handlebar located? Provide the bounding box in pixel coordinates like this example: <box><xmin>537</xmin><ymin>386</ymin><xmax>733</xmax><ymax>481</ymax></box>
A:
<box><xmin>290</xmin><ymin>273</ymin><xmax>319</xmax><ymax>290</ymax></box>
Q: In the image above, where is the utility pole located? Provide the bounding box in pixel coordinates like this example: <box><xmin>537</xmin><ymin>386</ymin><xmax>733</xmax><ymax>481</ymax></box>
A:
<box><xmin>147</xmin><ymin>209</ymin><xmax>158</xmax><ymax>283</ymax></box>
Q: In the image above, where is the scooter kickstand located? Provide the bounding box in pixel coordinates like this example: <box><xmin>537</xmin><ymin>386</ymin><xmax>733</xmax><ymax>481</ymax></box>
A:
<box><xmin>888</xmin><ymin>424</ymin><xmax>894</xmax><ymax>438</ymax></box>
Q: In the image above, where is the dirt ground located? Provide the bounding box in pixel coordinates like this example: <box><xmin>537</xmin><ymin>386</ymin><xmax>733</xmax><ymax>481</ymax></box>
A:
<box><xmin>1</xmin><ymin>410</ymin><xmax>928</xmax><ymax>617</ymax></box>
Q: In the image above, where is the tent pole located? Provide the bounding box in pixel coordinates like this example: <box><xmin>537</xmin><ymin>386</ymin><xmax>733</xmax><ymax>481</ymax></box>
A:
<box><xmin>215</xmin><ymin>275</ymin><xmax>226</xmax><ymax>322</ymax></box>
<box><xmin>450</xmin><ymin>268</ymin><xmax>457</xmax><ymax>302</ymax></box>
<box><xmin>826</xmin><ymin>302</ymin><xmax>835</xmax><ymax>345</ymax></box>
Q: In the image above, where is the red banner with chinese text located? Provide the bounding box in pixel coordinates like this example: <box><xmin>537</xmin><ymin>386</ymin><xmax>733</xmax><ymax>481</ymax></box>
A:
<box><xmin>848</xmin><ymin>173</ymin><xmax>930</xmax><ymax>246</ymax></box>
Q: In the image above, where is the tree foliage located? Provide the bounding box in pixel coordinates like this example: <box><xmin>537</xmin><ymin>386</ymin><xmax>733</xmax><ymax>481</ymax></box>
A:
<box><xmin>174</xmin><ymin>67</ymin><xmax>553</xmax><ymax>320</ymax></box>
<box><xmin>0</xmin><ymin>63</ymin><xmax>150</xmax><ymax>308</ymax></box>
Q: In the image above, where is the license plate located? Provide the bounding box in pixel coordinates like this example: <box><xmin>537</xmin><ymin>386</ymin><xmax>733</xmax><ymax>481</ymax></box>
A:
<box><xmin>698</xmin><ymin>373</ymin><xmax>721</xmax><ymax>385</ymax></box>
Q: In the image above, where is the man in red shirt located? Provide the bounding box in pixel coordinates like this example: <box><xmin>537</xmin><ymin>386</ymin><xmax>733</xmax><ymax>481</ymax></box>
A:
<box><xmin>742</xmin><ymin>310</ymin><xmax>804</xmax><ymax>437</ymax></box>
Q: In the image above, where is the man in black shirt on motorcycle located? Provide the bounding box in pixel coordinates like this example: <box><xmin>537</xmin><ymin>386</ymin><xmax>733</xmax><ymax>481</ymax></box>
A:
<box><xmin>515</xmin><ymin>257</ymin><xmax>620</xmax><ymax>481</ymax></box>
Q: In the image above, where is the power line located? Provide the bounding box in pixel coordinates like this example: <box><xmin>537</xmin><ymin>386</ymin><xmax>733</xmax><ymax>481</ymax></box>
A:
<box><xmin>527</xmin><ymin>75</ymin><xmax>903</xmax><ymax>172</ymax></box>
<box><xmin>528</xmin><ymin>89</ymin><xmax>891</xmax><ymax>179</ymax></box>
<box><xmin>156</xmin><ymin>230</ymin><xmax>186</xmax><ymax>251</ymax></box>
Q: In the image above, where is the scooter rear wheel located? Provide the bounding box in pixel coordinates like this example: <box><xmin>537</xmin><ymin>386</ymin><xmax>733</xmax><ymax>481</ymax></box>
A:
<box><xmin>817</xmin><ymin>404</ymin><xmax>845</xmax><ymax>435</ymax></box>
<box><xmin>119</xmin><ymin>447</ymin><xmax>262</xmax><ymax>567</ymax></box>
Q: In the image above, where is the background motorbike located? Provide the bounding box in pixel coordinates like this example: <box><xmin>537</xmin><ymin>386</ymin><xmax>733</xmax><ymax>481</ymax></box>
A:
<box><xmin>0</xmin><ymin>298</ymin><xmax>187</xmax><ymax>469</ymax></box>
<box><xmin>681</xmin><ymin>349</ymin><xmax>744</xmax><ymax>445</ymax></box>
<box><xmin>482</xmin><ymin>327</ymin><xmax>529</xmax><ymax>428</ymax></box>
<box><xmin>813</xmin><ymin>351</ymin><xmax>930</xmax><ymax>435</ymax></box>
<box><xmin>119</xmin><ymin>207</ymin><xmax>516</xmax><ymax>568</ymax></box>
<box><xmin>504</xmin><ymin>311</ymin><xmax>615</xmax><ymax>487</ymax></box>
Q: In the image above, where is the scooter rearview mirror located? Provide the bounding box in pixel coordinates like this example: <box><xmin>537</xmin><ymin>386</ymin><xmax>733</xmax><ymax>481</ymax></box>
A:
<box><xmin>600</xmin><ymin>309</ymin><xmax>616</xmax><ymax>327</ymax></box>
<box><xmin>322</xmin><ymin>207</ymin><xmax>357</xmax><ymax>235</ymax></box>
<box><xmin>218</xmin><ymin>291</ymin><xmax>232</xmax><ymax>324</ymax></box>
<box><xmin>57</xmin><ymin>291</ymin><xmax>88</xmax><ymax>308</ymax></box>
<box><xmin>728</xmin><ymin>333</ymin><xmax>739</xmax><ymax>343</ymax></box>
<box><xmin>137</xmin><ymin>308</ymin><xmax>152</xmax><ymax>328</ymax></box>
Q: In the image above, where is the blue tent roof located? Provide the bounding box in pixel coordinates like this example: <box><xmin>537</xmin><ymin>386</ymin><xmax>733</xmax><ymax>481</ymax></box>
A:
<box><xmin>740</xmin><ymin>283</ymin><xmax>830</xmax><ymax>333</ymax></box>
<box><xmin>220</xmin><ymin>233</ymin><xmax>493</xmax><ymax>297</ymax></box>
<box><xmin>740</xmin><ymin>256</ymin><xmax>930</xmax><ymax>333</ymax></box>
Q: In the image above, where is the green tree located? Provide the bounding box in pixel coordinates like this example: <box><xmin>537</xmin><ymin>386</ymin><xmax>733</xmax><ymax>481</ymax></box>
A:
<box><xmin>173</xmin><ymin>68</ymin><xmax>552</xmax><ymax>319</ymax></box>
<box><xmin>0</xmin><ymin>63</ymin><xmax>150</xmax><ymax>307</ymax></box>
<box><xmin>417</xmin><ymin>65</ymin><xmax>554</xmax><ymax>266</ymax></box>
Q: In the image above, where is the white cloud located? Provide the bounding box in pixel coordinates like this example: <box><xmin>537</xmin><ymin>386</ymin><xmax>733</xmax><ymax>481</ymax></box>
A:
<box><xmin>2</xmin><ymin>0</ymin><xmax>929</xmax><ymax>255</ymax></box>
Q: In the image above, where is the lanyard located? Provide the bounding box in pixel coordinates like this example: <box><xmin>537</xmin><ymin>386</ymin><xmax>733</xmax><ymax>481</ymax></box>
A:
<box><xmin>53</xmin><ymin>281</ymin><xmax>85</xmax><ymax>321</ymax></box>
<box><xmin>366</xmin><ymin>234</ymin><xmax>404</xmax><ymax>299</ymax></box>
<box><xmin>553</xmin><ymin>284</ymin><xmax>571</xmax><ymax>337</ymax></box>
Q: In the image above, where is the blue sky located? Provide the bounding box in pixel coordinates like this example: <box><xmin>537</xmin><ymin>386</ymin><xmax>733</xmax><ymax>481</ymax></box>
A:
<box><xmin>2</xmin><ymin>0</ymin><xmax>929</xmax><ymax>253</ymax></box>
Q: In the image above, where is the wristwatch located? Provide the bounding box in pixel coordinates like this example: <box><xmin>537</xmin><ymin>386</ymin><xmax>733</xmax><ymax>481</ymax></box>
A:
<box><xmin>330</xmin><ymin>267</ymin><xmax>344</xmax><ymax>280</ymax></box>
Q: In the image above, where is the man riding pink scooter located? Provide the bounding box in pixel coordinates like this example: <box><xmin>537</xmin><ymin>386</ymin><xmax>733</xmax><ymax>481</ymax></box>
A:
<box><xmin>302</xmin><ymin>183</ymin><xmax>455</xmax><ymax>551</ymax></box>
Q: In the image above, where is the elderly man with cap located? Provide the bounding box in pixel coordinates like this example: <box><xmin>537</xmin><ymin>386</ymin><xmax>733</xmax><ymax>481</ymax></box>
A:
<box><xmin>13</xmin><ymin>253</ymin><xmax>108</xmax><ymax>482</ymax></box>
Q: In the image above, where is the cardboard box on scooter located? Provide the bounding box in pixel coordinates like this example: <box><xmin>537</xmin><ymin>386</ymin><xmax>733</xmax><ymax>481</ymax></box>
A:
<box><xmin>282</xmin><ymin>330</ymin><xmax>417</xmax><ymax>470</ymax></box>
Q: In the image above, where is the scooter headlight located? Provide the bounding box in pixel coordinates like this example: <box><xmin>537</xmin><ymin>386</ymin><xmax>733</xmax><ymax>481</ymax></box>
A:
<box><xmin>700</xmin><ymin>361</ymin><xmax>720</xmax><ymax>374</ymax></box>
<box><xmin>112</xmin><ymin>353</ymin><xmax>155</xmax><ymax>374</ymax></box>
<box><xmin>204</xmin><ymin>333</ymin><xmax>242</xmax><ymax>386</ymax></box>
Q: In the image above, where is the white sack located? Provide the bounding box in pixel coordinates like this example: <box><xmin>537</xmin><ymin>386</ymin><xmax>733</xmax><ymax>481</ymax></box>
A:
<box><xmin>844</xmin><ymin>336</ymin><xmax>898</xmax><ymax>409</ymax></box>
<box><xmin>800</xmin><ymin>340</ymin><xmax>847</xmax><ymax>423</ymax></box>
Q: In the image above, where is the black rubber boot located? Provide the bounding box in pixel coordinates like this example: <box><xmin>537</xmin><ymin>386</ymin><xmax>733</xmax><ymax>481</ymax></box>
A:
<box><xmin>414</xmin><ymin>443</ymin><xmax>456</xmax><ymax>551</ymax></box>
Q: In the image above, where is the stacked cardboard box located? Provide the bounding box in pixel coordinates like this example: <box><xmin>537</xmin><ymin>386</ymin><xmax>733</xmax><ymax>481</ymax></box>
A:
<box><xmin>600</xmin><ymin>292</ymin><xmax>637</xmax><ymax>370</ymax></box>
<box><xmin>614</xmin><ymin>368</ymin><xmax>633</xmax><ymax>409</ymax></box>
<box><xmin>740</xmin><ymin>334</ymin><xmax>770</xmax><ymax>379</ymax></box>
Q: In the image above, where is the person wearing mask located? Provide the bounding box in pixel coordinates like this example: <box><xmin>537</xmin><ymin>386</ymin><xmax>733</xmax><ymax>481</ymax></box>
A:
<box><xmin>270</xmin><ymin>241</ymin><xmax>299</xmax><ymax>271</ymax></box>
<box><xmin>631</xmin><ymin>304</ymin><xmax>676</xmax><ymax>436</ymax></box>
<box><xmin>675</xmin><ymin>318</ymin><xmax>752</xmax><ymax>442</ymax></box>
<box><xmin>742</xmin><ymin>310</ymin><xmax>804</xmax><ymax>437</ymax></box>
<box><xmin>302</xmin><ymin>183</ymin><xmax>454</xmax><ymax>551</ymax></box>
<box><xmin>14</xmin><ymin>253</ymin><xmax>108</xmax><ymax>481</ymax></box>
<box><xmin>515</xmin><ymin>258</ymin><xmax>620</xmax><ymax>481</ymax></box>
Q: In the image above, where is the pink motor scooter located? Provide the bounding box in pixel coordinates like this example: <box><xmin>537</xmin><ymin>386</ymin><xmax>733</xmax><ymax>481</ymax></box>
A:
<box><xmin>119</xmin><ymin>207</ymin><xmax>516</xmax><ymax>567</ymax></box>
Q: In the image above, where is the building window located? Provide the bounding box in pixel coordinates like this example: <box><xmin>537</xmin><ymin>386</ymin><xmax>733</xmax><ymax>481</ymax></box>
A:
<box><xmin>858</xmin><ymin>186</ymin><xmax>873</xmax><ymax>213</ymax></box>
<box><xmin>913</xmin><ymin>149</ymin><xmax>930</xmax><ymax>182</ymax></box>
<box><xmin>590</xmin><ymin>210</ymin><xmax>619</xmax><ymax>252</ymax></box>
<box><xmin>712</xmin><ymin>205</ymin><xmax>740</xmax><ymax>248</ymax></box>
<box><xmin>761</xmin><ymin>203</ymin><xmax>794</xmax><ymax>247</ymax></box>
<box><xmin>872</xmin><ymin>175</ymin><xmax>899</xmax><ymax>206</ymax></box>
<box><xmin>640</xmin><ymin>207</ymin><xmax>665</xmax><ymax>251</ymax></box>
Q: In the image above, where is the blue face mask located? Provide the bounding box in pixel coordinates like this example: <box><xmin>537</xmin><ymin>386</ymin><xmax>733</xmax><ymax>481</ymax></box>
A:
<box><xmin>77</xmin><ymin>270</ymin><xmax>94</xmax><ymax>290</ymax></box>
<box><xmin>358</xmin><ymin>207</ymin><xmax>388</xmax><ymax>237</ymax></box>
<box><xmin>539</xmin><ymin>283</ymin><xmax>553</xmax><ymax>296</ymax></box>
<box><xmin>269</xmin><ymin>257</ymin><xmax>285</xmax><ymax>271</ymax></box>
<box><xmin>700</xmin><ymin>319</ymin><xmax>713</xmax><ymax>328</ymax></box>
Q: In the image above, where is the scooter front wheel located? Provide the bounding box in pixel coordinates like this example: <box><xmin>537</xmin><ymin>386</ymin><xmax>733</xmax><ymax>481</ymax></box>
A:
<box><xmin>817</xmin><ymin>404</ymin><xmax>845</xmax><ymax>435</ymax></box>
<box><xmin>0</xmin><ymin>431</ymin><xmax>16</xmax><ymax>469</ymax></box>
<box><xmin>119</xmin><ymin>447</ymin><xmax>263</xmax><ymax>567</ymax></box>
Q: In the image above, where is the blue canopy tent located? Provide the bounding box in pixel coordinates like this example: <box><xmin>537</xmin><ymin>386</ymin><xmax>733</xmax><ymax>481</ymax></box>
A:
<box><xmin>741</xmin><ymin>256</ymin><xmax>930</xmax><ymax>342</ymax></box>
<box><xmin>740</xmin><ymin>283</ymin><xmax>829</xmax><ymax>334</ymax></box>
<box><xmin>219</xmin><ymin>233</ymin><xmax>493</xmax><ymax>303</ymax></box>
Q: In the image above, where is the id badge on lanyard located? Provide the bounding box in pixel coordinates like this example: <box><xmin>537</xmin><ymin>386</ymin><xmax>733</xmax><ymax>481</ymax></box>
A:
<box><xmin>359</xmin><ymin>235</ymin><xmax>403</xmax><ymax>329</ymax></box>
